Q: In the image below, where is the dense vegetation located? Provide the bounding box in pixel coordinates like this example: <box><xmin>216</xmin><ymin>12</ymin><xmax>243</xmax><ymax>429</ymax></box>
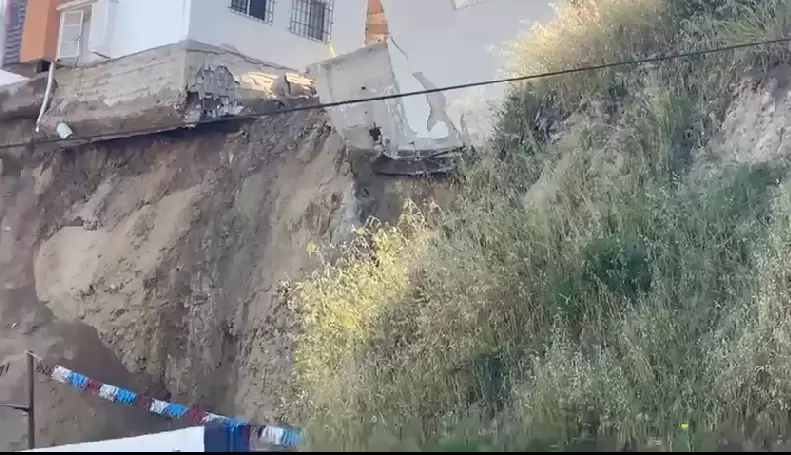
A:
<box><xmin>289</xmin><ymin>0</ymin><xmax>791</xmax><ymax>450</ymax></box>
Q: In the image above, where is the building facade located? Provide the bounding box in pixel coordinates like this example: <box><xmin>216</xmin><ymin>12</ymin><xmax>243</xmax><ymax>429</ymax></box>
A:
<box><xmin>189</xmin><ymin>0</ymin><xmax>367</xmax><ymax>71</ymax></box>
<box><xmin>1</xmin><ymin>0</ymin><xmax>367</xmax><ymax>73</ymax></box>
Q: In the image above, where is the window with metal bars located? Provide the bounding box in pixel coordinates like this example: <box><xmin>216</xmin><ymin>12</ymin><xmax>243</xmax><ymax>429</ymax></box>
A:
<box><xmin>289</xmin><ymin>0</ymin><xmax>333</xmax><ymax>43</ymax></box>
<box><xmin>230</xmin><ymin>0</ymin><xmax>274</xmax><ymax>23</ymax></box>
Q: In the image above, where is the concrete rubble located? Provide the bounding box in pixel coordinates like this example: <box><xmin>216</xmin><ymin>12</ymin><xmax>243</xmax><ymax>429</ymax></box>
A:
<box><xmin>308</xmin><ymin>40</ymin><xmax>468</xmax><ymax>157</ymax></box>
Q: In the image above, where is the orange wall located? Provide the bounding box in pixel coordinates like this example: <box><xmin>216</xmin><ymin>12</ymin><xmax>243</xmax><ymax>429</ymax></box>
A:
<box><xmin>20</xmin><ymin>0</ymin><xmax>63</xmax><ymax>62</ymax></box>
<box><xmin>365</xmin><ymin>0</ymin><xmax>389</xmax><ymax>45</ymax></box>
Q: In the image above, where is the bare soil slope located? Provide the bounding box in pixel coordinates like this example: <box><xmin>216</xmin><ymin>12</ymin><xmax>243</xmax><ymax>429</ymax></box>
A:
<box><xmin>0</xmin><ymin>109</ymin><xmax>443</xmax><ymax>450</ymax></box>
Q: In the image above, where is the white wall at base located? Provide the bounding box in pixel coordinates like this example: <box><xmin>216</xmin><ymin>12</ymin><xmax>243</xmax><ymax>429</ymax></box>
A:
<box><xmin>380</xmin><ymin>0</ymin><xmax>559</xmax><ymax>145</ymax></box>
<box><xmin>57</xmin><ymin>0</ymin><xmax>190</xmax><ymax>63</ymax></box>
<box><xmin>187</xmin><ymin>0</ymin><xmax>367</xmax><ymax>72</ymax></box>
<box><xmin>310</xmin><ymin>41</ymin><xmax>412</xmax><ymax>151</ymax></box>
<box><xmin>57</xmin><ymin>0</ymin><xmax>367</xmax><ymax>71</ymax></box>
<box><xmin>23</xmin><ymin>427</ymin><xmax>206</xmax><ymax>452</ymax></box>
<box><xmin>0</xmin><ymin>70</ymin><xmax>27</xmax><ymax>86</ymax></box>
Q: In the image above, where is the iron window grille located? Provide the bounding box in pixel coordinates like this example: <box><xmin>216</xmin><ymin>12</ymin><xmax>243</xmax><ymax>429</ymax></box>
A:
<box><xmin>230</xmin><ymin>0</ymin><xmax>275</xmax><ymax>23</ymax></box>
<box><xmin>289</xmin><ymin>0</ymin><xmax>333</xmax><ymax>43</ymax></box>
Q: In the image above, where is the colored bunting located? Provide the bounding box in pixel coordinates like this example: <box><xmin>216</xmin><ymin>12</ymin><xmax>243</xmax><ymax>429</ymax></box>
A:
<box><xmin>32</xmin><ymin>358</ymin><xmax>304</xmax><ymax>448</ymax></box>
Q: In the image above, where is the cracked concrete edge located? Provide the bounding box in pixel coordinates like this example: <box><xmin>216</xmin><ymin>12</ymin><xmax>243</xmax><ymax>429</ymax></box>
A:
<box><xmin>0</xmin><ymin>40</ymin><xmax>318</xmax><ymax>149</ymax></box>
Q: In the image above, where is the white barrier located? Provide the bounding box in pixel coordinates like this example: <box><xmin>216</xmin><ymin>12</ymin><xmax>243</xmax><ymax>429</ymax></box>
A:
<box><xmin>22</xmin><ymin>427</ymin><xmax>205</xmax><ymax>452</ymax></box>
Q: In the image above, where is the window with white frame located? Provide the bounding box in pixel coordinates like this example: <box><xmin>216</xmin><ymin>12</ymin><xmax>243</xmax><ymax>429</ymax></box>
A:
<box><xmin>57</xmin><ymin>9</ymin><xmax>84</xmax><ymax>63</ymax></box>
<box><xmin>230</xmin><ymin>0</ymin><xmax>275</xmax><ymax>23</ymax></box>
<box><xmin>289</xmin><ymin>0</ymin><xmax>333</xmax><ymax>43</ymax></box>
<box><xmin>56</xmin><ymin>0</ymin><xmax>116</xmax><ymax>64</ymax></box>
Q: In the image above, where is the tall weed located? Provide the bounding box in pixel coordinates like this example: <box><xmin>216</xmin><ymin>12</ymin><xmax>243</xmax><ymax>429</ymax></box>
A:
<box><xmin>288</xmin><ymin>0</ymin><xmax>791</xmax><ymax>450</ymax></box>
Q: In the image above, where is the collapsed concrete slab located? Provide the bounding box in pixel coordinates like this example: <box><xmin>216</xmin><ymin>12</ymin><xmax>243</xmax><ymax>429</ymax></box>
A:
<box><xmin>308</xmin><ymin>41</ymin><xmax>411</xmax><ymax>153</ymax></box>
<box><xmin>308</xmin><ymin>40</ymin><xmax>467</xmax><ymax>157</ymax></box>
<box><xmin>308</xmin><ymin>40</ymin><xmax>465</xmax><ymax>176</ymax></box>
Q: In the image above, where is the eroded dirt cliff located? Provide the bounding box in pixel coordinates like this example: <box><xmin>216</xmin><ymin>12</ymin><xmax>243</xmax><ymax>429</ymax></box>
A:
<box><xmin>0</xmin><ymin>109</ymin><xmax>444</xmax><ymax>450</ymax></box>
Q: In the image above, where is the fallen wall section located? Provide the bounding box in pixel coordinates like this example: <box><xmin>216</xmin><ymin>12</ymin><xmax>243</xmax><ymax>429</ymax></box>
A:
<box><xmin>309</xmin><ymin>40</ymin><xmax>466</xmax><ymax>156</ymax></box>
<box><xmin>309</xmin><ymin>41</ymin><xmax>411</xmax><ymax>153</ymax></box>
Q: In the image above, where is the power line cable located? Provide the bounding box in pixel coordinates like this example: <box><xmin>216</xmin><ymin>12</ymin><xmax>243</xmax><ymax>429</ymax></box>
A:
<box><xmin>1</xmin><ymin>36</ymin><xmax>790</xmax><ymax>150</ymax></box>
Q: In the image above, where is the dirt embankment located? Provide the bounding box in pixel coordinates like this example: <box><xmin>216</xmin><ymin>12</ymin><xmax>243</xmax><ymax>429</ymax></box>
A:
<box><xmin>0</xmin><ymin>109</ymin><xmax>444</xmax><ymax>450</ymax></box>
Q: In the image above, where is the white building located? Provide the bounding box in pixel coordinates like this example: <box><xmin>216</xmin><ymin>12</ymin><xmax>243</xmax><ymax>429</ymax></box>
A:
<box><xmin>189</xmin><ymin>0</ymin><xmax>367</xmax><ymax>71</ymax></box>
<box><xmin>56</xmin><ymin>0</ymin><xmax>367</xmax><ymax>71</ymax></box>
<box><xmin>3</xmin><ymin>0</ymin><xmax>367</xmax><ymax>73</ymax></box>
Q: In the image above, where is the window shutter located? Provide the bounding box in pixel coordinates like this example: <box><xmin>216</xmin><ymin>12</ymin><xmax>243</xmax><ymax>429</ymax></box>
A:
<box><xmin>57</xmin><ymin>10</ymin><xmax>84</xmax><ymax>63</ymax></box>
<box><xmin>3</xmin><ymin>0</ymin><xmax>27</xmax><ymax>65</ymax></box>
<box><xmin>89</xmin><ymin>0</ymin><xmax>117</xmax><ymax>58</ymax></box>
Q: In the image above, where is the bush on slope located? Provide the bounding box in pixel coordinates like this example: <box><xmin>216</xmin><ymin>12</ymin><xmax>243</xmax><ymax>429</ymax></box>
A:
<box><xmin>289</xmin><ymin>0</ymin><xmax>791</xmax><ymax>450</ymax></box>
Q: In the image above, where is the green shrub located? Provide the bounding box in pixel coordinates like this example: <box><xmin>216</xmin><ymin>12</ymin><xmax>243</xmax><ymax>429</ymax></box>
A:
<box><xmin>287</xmin><ymin>0</ymin><xmax>791</xmax><ymax>450</ymax></box>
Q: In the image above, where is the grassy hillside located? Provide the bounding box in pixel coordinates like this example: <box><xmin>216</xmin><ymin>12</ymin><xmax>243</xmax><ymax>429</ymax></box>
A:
<box><xmin>288</xmin><ymin>0</ymin><xmax>791</xmax><ymax>451</ymax></box>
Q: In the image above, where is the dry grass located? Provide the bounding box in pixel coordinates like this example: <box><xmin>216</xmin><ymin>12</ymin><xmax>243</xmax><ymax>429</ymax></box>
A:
<box><xmin>286</xmin><ymin>0</ymin><xmax>791</xmax><ymax>451</ymax></box>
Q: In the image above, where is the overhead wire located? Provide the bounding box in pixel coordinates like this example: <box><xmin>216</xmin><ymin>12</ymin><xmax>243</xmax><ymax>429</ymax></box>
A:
<box><xmin>1</xmin><ymin>35</ymin><xmax>790</xmax><ymax>150</ymax></box>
